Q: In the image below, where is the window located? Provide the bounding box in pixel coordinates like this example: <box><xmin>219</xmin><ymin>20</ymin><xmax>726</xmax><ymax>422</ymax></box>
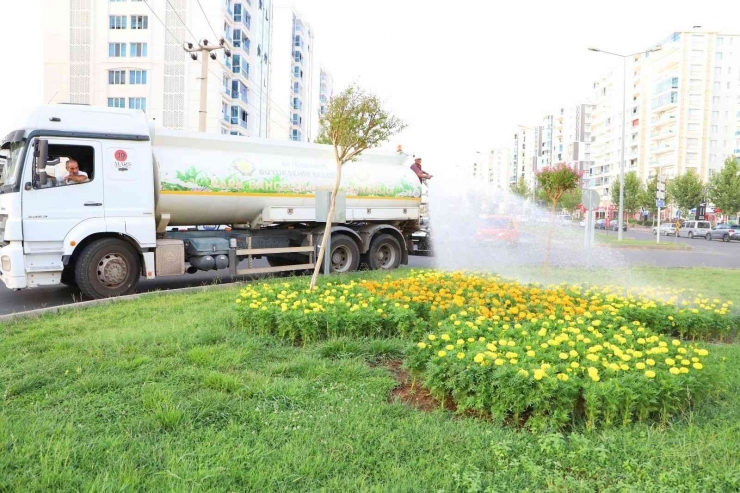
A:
<box><xmin>689</xmin><ymin>79</ymin><xmax>702</xmax><ymax>89</ymax></box>
<box><xmin>689</xmin><ymin>93</ymin><xmax>702</xmax><ymax>104</ymax></box>
<box><xmin>291</xmin><ymin>129</ymin><xmax>301</xmax><ymax>141</ymax></box>
<box><xmin>728</xmin><ymin>82</ymin><xmax>732</xmax><ymax>89</ymax></box>
<box><xmin>716</xmin><ymin>52</ymin><xmax>723</xmax><ymax>61</ymax></box>
<box><xmin>131</xmin><ymin>15</ymin><xmax>148</xmax><ymax>29</ymax></box>
<box><xmin>690</xmin><ymin>64</ymin><xmax>703</xmax><ymax>76</ymax></box>
<box><xmin>109</xmin><ymin>43</ymin><xmax>126</xmax><ymax>57</ymax></box>
<box><xmin>686</xmin><ymin>152</ymin><xmax>698</xmax><ymax>164</ymax></box>
<box><xmin>712</xmin><ymin>96</ymin><xmax>720</xmax><ymax>105</ymax></box>
<box><xmin>691</xmin><ymin>49</ymin><xmax>704</xmax><ymax>59</ymax></box>
<box><xmin>108</xmin><ymin>98</ymin><xmax>125</xmax><ymax>108</ymax></box>
<box><xmin>292</xmin><ymin>97</ymin><xmax>301</xmax><ymax>110</ymax></box>
<box><xmin>129</xmin><ymin>70</ymin><xmax>147</xmax><ymax>84</ymax></box>
<box><xmin>130</xmin><ymin>43</ymin><xmax>148</xmax><ymax>57</ymax></box>
<box><xmin>688</xmin><ymin>123</ymin><xmax>700</xmax><ymax>132</ymax></box>
<box><xmin>687</xmin><ymin>138</ymin><xmax>699</xmax><ymax>148</ymax></box>
<box><xmin>108</xmin><ymin>70</ymin><xmax>126</xmax><ymax>85</ymax></box>
<box><xmin>711</xmin><ymin>125</ymin><xmax>718</xmax><ymax>134</ymax></box>
<box><xmin>292</xmin><ymin>113</ymin><xmax>301</xmax><ymax>125</ymax></box>
<box><xmin>715</xmin><ymin>67</ymin><xmax>722</xmax><ymax>77</ymax></box>
<box><xmin>714</xmin><ymin>81</ymin><xmax>721</xmax><ymax>91</ymax></box>
<box><xmin>44</xmin><ymin>144</ymin><xmax>95</xmax><ymax>187</ymax></box>
<box><xmin>712</xmin><ymin>111</ymin><xmax>720</xmax><ymax>120</ymax></box>
<box><xmin>233</xmin><ymin>3</ymin><xmax>242</xmax><ymax>22</ymax></box>
<box><xmin>109</xmin><ymin>15</ymin><xmax>127</xmax><ymax>29</ymax></box>
<box><xmin>688</xmin><ymin>108</ymin><xmax>701</xmax><ymax>119</ymax></box>
<box><xmin>129</xmin><ymin>97</ymin><xmax>146</xmax><ymax>112</ymax></box>
<box><xmin>293</xmin><ymin>81</ymin><xmax>300</xmax><ymax>93</ymax></box>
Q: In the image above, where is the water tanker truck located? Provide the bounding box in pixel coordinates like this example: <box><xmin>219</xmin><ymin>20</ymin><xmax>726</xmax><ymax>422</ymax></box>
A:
<box><xmin>0</xmin><ymin>105</ymin><xmax>422</xmax><ymax>299</ymax></box>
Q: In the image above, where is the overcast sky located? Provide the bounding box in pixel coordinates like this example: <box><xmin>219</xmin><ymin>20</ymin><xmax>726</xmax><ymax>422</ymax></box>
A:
<box><xmin>3</xmin><ymin>0</ymin><xmax>740</xmax><ymax>171</ymax></box>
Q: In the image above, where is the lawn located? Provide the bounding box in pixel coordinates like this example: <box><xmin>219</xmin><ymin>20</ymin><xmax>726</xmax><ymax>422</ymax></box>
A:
<box><xmin>1</xmin><ymin>267</ymin><xmax>739</xmax><ymax>491</ymax></box>
<box><xmin>595</xmin><ymin>233</ymin><xmax>691</xmax><ymax>250</ymax></box>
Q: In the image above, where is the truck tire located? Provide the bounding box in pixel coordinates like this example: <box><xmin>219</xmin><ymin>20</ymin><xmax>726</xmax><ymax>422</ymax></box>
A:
<box><xmin>367</xmin><ymin>234</ymin><xmax>402</xmax><ymax>270</ymax></box>
<box><xmin>328</xmin><ymin>235</ymin><xmax>360</xmax><ymax>273</ymax></box>
<box><xmin>75</xmin><ymin>238</ymin><xmax>141</xmax><ymax>299</ymax></box>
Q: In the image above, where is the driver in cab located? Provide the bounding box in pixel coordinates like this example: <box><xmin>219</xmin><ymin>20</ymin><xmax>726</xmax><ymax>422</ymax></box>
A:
<box><xmin>61</xmin><ymin>159</ymin><xmax>89</xmax><ymax>185</ymax></box>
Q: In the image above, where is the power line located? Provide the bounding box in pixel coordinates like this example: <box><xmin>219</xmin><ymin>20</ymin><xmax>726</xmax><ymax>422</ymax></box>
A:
<box><xmin>196</xmin><ymin>0</ymin><xmax>220</xmax><ymax>41</ymax></box>
<box><xmin>142</xmin><ymin>0</ymin><xmax>191</xmax><ymax>49</ymax></box>
<box><xmin>163</xmin><ymin>0</ymin><xmax>199</xmax><ymax>43</ymax></box>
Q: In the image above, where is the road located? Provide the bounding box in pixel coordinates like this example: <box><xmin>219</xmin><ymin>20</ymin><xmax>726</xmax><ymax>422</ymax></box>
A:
<box><xmin>0</xmin><ymin>230</ymin><xmax>737</xmax><ymax>316</ymax></box>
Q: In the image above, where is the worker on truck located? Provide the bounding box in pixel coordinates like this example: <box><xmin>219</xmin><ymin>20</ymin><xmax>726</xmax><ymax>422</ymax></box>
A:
<box><xmin>410</xmin><ymin>157</ymin><xmax>432</xmax><ymax>182</ymax></box>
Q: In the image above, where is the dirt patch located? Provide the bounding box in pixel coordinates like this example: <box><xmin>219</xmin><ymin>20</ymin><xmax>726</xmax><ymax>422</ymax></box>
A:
<box><xmin>382</xmin><ymin>360</ymin><xmax>456</xmax><ymax>412</ymax></box>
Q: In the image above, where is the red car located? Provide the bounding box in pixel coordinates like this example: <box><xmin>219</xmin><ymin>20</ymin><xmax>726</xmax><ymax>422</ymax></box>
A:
<box><xmin>475</xmin><ymin>215</ymin><xmax>519</xmax><ymax>245</ymax></box>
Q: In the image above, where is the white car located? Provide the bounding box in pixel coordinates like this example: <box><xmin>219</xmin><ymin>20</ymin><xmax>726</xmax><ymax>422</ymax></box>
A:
<box><xmin>579</xmin><ymin>220</ymin><xmax>586</xmax><ymax>227</ymax></box>
<box><xmin>652</xmin><ymin>223</ymin><xmax>676</xmax><ymax>236</ymax></box>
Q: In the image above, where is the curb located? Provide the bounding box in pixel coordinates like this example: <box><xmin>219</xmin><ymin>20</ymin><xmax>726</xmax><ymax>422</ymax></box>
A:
<box><xmin>0</xmin><ymin>280</ymin><xmax>250</xmax><ymax>324</ymax></box>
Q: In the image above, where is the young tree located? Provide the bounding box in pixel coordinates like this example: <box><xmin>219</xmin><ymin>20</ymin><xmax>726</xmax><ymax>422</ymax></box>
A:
<box><xmin>707</xmin><ymin>156</ymin><xmax>740</xmax><ymax>220</ymax></box>
<box><xmin>536</xmin><ymin>163</ymin><xmax>582</xmax><ymax>276</ymax></box>
<box><xmin>310</xmin><ymin>85</ymin><xmax>406</xmax><ymax>289</ymax></box>
<box><xmin>610</xmin><ymin>171</ymin><xmax>644</xmax><ymax>220</ymax></box>
<box><xmin>667</xmin><ymin>169</ymin><xmax>704</xmax><ymax>217</ymax></box>
<box><xmin>510</xmin><ymin>176</ymin><xmax>531</xmax><ymax>198</ymax></box>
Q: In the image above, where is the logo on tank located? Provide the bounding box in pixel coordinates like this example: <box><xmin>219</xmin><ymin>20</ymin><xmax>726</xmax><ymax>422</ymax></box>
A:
<box><xmin>232</xmin><ymin>159</ymin><xmax>255</xmax><ymax>176</ymax></box>
<box><xmin>113</xmin><ymin>149</ymin><xmax>132</xmax><ymax>172</ymax></box>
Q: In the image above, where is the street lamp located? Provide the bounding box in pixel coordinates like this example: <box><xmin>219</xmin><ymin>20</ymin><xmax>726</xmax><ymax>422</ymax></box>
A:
<box><xmin>588</xmin><ymin>44</ymin><xmax>662</xmax><ymax>240</ymax></box>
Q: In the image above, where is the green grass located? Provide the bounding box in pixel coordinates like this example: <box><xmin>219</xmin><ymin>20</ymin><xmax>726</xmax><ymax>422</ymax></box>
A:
<box><xmin>595</xmin><ymin>233</ymin><xmax>691</xmax><ymax>250</ymax></box>
<box><xmin>2</xmin><ymin>269</ymin><xmax>740</xmax><ymax>491</ymax></box>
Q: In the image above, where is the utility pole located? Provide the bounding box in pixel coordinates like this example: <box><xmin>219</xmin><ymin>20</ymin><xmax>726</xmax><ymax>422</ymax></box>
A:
<box><xmin>183</xmin><ymin>39</ymin><xmax>231</xmax><ymax>132</ymax></box>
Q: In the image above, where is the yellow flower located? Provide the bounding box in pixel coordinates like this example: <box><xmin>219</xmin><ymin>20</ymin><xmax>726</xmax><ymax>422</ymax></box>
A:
<box><xmin>517</xmin><ymin>369</ymin><xmax>529</xmax><ymax>377</ymax></box>
<box><xmin>494</xmin><ymin>359</ymin><xmax>505</xmax><ymax>366</ymax></box>
<box><xmin>526</xmin><ymin>350</ymin><xmax>536</xmax><ymax>357</ymax></box>
<box><xmin>445</xmin><ymin>344</ymin><xmax>455</xmax><ymax>351</ymax></box>
<box><xmin>636</xmin><ymin>362</ymin><xmax>646</xmax><ymax>370</ymax></box>
<box><xmin>533</xmin><ymin>369</ymin><xmax>546</xmax><ymax>380</ymax></box>
<box><xmin>646</xmin><ymin>359</ymin><xmax>656</xmax><ymax>366</ymax></box>
<box><xmin>693</xmin><ymin>362</ymin><xmax>703</xmax><ymax>370</ymax></box>
<box><xmin>645</xmin><ymin>370</ymin><xmax>656</xmax><ymax>378</ymax></box>
<box><xmin>441</xmin><ymin>334</ymin><xmax>450</xmax><ymax>341</ymax></box>
<box><xmin>457</xmin><ymin>352</ymin><xmax>466</xmax><ymax>360</ymax></box>
<box><xmin>672</xmin><ymin>339</ymin><xmax>681</xmax><ymax>346</ymax></box>
<box><xmin>669</xmin><ymin>367</ymin><xmax>680</xmax><ymax>375</ymax></box>
<box><xmin>417</xmin><ymin>342</ymin><xmax>427</xmax><ymax>349</ymax></box>
<box><xmin>559</xmin><ymin>352</ymin><xmax>569</xmax><ymax>360</ymax></box>
<box><xmin>665</xmin><ymin>358</ymin><xmax>675</xmax><ymax>366</ymax></box>
<box><xmin>474</xmin><ymin>353</ymin><xmax>485</xmax><ymax>364</ymax></box>
<box><xmin>437</xmin><ymin>350</ymin><xmax>447</xmax><ymax>357</ymax></box>
<box><xmin>556</xmin><ymin>373</ymin><xmax>569</xmax><ymax>381</ymax></box>
<box><xmin>457</xmin><ymin>339</ymin><xmax>465</xmax><ymax>346</ymax></box>
<box><xmin>679</xmin><ymin>367</ymin><xmax>689</xmax><ymax>374</ymax></box>
<box><xmin>428</xmin><ymin>334</ymin><xmax>436</xmax><ymax>341</ymax></box>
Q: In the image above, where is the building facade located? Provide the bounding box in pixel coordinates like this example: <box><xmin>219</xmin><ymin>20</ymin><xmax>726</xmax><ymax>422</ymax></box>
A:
<box><xmin>268</xmin><ymin>5</ymin><xmax>314</xmax><ymax>142</ymax></box>
<box><xmin>43</xmin><ymin>0</ymin><xmax>273</xmax><ymax>137</ymax></box>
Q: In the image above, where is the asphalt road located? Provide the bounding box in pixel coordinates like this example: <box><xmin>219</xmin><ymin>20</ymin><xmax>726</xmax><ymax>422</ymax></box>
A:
<box><xmin>0</xmin><ymin>230</ymin><xmax>737</xmax><ymax>316</ymax></box>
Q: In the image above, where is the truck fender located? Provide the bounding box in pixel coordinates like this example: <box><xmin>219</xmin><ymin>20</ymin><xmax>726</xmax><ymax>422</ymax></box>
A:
<box><xmin>62</xmin><ymin>220</ymin><xmax>146</xmax><ymax>267</ymax></box>
<box><xmin>356</xmin><ymin>224</ymin><xmax>409</xmax><ymax>265</ymax></box>
<box><xmin>303</xmin><ymin>226</ymin><xmax>363</xmax><ymax>253</ymax></box>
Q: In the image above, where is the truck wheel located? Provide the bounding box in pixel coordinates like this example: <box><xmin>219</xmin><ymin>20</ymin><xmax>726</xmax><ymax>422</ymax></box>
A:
<box><xmin>75</xmin><ymin>238</ymin><xmax>141</xmax><ymax>299</ymax></box>
<box><xmin>328</xmin><ymin>235</ymin><xmax>360</xmax><ymax>273</ymax></box>
<box><xmin>367</xmin><ymin>234</ymin><xmax>402</xmax><ymax>270</ymax></box>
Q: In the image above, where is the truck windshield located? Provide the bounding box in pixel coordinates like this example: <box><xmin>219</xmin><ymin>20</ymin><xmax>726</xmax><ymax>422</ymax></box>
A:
<box><xmin>0</xmin><ymin>134</ymin><xmax>26</xmax><ymax>193</ymax></box>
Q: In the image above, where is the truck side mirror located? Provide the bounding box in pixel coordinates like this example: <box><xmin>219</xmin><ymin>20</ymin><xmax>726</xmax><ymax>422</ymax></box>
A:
<box><xmin>33</xmin><ymin>139</ymin><xmax>49</xmax><ymax>187</ymax></box>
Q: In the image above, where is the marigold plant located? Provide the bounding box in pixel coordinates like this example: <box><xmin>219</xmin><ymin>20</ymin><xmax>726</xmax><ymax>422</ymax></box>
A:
<box><xmin>235</xmin><ymin>271</ymin><xmax>732</xmax><ymax>430</ymax></box>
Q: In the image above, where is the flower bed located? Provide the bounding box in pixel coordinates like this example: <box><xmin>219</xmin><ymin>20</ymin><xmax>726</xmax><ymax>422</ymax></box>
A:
<box><xmin>235</xmin><ymin>271</ymin><xmax>731</xmax><ymax>429</ymax></box>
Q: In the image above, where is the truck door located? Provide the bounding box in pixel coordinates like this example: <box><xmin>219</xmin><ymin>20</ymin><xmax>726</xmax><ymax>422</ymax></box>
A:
<box><xmin>22</xmin><ymin>138</ymin><xmax>104</xmax><ymax>251</ymax></box>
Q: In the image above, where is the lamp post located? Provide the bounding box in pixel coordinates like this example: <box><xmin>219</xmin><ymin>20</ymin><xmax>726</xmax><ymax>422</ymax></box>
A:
<box><xmin>588</xmin><ymin>45</ymin><xmax>662</xmax><ymax>240</ymax></box>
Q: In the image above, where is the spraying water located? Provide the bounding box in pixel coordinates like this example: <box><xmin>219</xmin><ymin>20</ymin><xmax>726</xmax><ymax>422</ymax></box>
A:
<box><xmin>425</xmin><ymin>167</ymin><xmax>642</xmax><ymax>288</ymax></box>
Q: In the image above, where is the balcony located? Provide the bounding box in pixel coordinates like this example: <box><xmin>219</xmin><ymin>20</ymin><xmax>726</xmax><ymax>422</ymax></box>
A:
<box><xmin>650</xmin><ymin>114</ymin><xmax>677</xmax><ymax>129</ymax></box>
<box><xmin>232</xmin><ymin>65</ymin><xmax>249</xmax><ymax>80</ymax></box>
<box><xmin>650</xmin><ymin>144</ymin><xmax>675</xmax><ymax>155</ymax></box>
<box><xmin>239</xmin><ymin>119</ymin><xmax>248</xmax><ymax>129</ymax></box>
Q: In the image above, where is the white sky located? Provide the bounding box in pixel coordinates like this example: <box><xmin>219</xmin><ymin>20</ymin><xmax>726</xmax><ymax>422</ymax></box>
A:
<box><xmin>3</xmin><ymin>0</ymin><xmax>740</xmax><ymax>172</ymax></box>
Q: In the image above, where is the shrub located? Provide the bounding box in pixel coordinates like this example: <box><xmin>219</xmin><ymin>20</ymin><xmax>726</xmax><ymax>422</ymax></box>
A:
<box><xmin>235</xmin><ymin>271</ymin><xmax>729</xmax><ymax>430</ymax></box>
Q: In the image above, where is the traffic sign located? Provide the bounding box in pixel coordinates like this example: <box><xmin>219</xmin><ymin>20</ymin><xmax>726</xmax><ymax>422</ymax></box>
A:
<box><xmin>656</xmin><ymin>191</ymin><xmax>666</xmax><ymax>200</ymax></box>
<box><xmin>657</xmin><ymin>182</ymin><xmax>666</xmax><ymax>192</ymax></box>
<box><xmin>581</xmin><ymin>189</ymin><xmax>600</xmax><ymax>210</ymax></box>
<box><xmin>656</xmin><ymin>200</ymin><xmax>666</xmax><ymax>208</ymax></box>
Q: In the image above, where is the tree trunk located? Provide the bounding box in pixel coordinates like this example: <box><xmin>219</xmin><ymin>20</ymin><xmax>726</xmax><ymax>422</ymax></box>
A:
<box><xmin>310</xmin><ymin>160</ymin><xmax>343</xmax><ymax>289</ymax></box>
<box><xmin>543</xmin><ymin>200</ymin><xmax>557</xmax><ymax>280</ymax></box>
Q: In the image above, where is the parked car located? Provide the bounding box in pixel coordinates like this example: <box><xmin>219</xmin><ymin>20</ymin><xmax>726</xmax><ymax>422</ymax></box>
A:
<box><xmin>680</xmin><ymin>220</ymin><xmax>712</xmax><ymax>239</ymax></box>
<box><xmin>609</xmin><ymin>220</ymin><xmax>627</xmax><ymax>232</ymax></box>
<box><xmin>475</xmin><ymin>215</ymin><xmax>519</xmax><ymax>245</ymax></box>
<box><xmin>705</xmin><ymin>223</ymin><xmax>739</xmax><ymax>242</ymax></box>
<box><xmin>579</xmin><ymin>220</ymin><xmax>586</xmax><ymax>227</ymax></box>
<box><xmin>652</xmin><ymin>223</ymin><xmax>677</xmax><ymax>236</ymax></box>
<box><xmin>595</xmin><ymin>219</ymin><xmax>607</xmax><ymax>229</ymax></box>
<box><xmin>557</xmin><ymin>214</ymin><xmax>574</xmax><ymax>226</ymax></box>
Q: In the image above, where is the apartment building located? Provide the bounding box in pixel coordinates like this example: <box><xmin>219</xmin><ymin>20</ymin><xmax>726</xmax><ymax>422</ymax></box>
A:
<box><xmin>511</xmin><ymin>126</ymin><xmax>538</xmax><ymax>193</ymax></box>
<box><xmin>489</xmin><ymin>148</ymin><xmax>512</xmax><ymax>191</ymax></box>
<box><xmin>268</xmin><ymin>5</ymin><xmax>314</xmax><ymax>142</ymax></box>
<box><xmin>43</xmin><ymin>0</ymin><xmax>273</xmax><ymax>137</ymax></box>
<box><xmin>585</xmin><ymin>28</ymin><xmax>740</xmax><ymax>206</ymax></box>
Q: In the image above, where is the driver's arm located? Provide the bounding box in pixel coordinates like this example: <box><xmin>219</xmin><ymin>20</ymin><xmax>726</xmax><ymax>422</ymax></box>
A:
<box><xmin>64</xmin><ymin>174</ymin><xmax>89</xmax><ymax>184</ymax></box>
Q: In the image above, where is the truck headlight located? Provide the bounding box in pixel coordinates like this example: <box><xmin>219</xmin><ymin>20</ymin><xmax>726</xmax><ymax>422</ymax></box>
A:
<box><xmin>1</xmin><ymin>255</ymin><xmax>10</xmax><ymax>271</ymax></box>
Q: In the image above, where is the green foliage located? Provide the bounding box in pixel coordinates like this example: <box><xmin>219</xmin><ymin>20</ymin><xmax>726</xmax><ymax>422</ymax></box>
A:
<box><xmin>315</xmin><ymin>84</ymin><xmax>406</xmax><ymax>165</ymax></box>
<box><xmin>640</xmin><ymin>175</ymin><xmax>671</xmax><ymax>214</ymax></box>
<box><xmin>610</xmin><ymin>171</ymin><xmax>644</xmax><ymax>214</ymax></box>
<box><xmin>535</xmin><ymin>163</ymin><xmax>582</xmax><ymax>205</ymax></box>
<box><xmin>668</xmin><ymin>169</ymin><xmax>705</xmax><ymax>216</ymax></box>
<box><xmin>557</xmin><ymin>188</ymin><xmax>581</xmax><ymax>212</ymax></box>
<box><xmin>510</xmin><ymin>176</ymin><xmax>531</xmax><ymax>198</ymax></box>
<box><xmin>707</xmin><ymin>156</ymin><xmax>740</xmax><ymax>217</ymax></box>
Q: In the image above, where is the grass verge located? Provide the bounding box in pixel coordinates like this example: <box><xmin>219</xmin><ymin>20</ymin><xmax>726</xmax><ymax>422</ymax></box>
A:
<box><xmin>1</xmin><ymin>268</ymin><xmax>739</xmax><ymax>491</ymax></box>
